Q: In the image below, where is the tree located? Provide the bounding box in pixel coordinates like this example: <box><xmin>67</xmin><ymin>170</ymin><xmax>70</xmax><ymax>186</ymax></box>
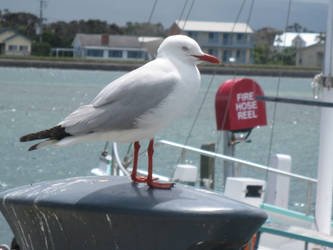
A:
<box><xmin>280</xmin><ymin>47</ymin><xmax>296</xmax><ymax>65</ymax></box>
<box><xmin>0</xmin><ymin>12</ymin><xmax>39</xmax><ymax>39</ymax></box>
<box><xmin>0</xmin><ymin>10</ymin><xmax>168</xmax><ymax>55</ymax></box>
<box><xmin>123</xmin><ymin>22</ymin><xmax>166</xmax><ymax>36</ymax></box>
<box><xmin>253</xmin><ymin>27</ymin><xmax>281</xmax><ymax>64</ymax></box>
<box><xmin>32</xmin><ymin>41</ymin><xmax>51</xmax><ymax>56</ymax></box>
<box><xmin>286</xmin><ymin>22</ymin><xmax>313</xmax><ymax>33</ymax></box>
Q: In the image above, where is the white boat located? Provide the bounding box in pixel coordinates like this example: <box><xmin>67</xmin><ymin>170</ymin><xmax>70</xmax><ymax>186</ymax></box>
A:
<box><xmin>90</xmin><ymin>1</ymin><xmax>333</xmax><ymax>249</ymax></box>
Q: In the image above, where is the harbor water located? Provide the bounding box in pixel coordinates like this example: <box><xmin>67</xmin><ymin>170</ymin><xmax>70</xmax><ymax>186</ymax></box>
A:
<box><xmin>0</xmin><ymin>66</ymin><xmax>320</xmax><ymax>244</ymax></box>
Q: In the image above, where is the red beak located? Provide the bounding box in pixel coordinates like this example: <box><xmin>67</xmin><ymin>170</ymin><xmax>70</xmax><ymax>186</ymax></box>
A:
<box><xmin>193</xmin><ymin>53</ymin><xmax>220</xmax><ymax>64</ymax></box>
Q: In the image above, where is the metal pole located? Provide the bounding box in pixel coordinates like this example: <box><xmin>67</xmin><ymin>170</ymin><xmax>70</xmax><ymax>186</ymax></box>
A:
<box><xmin>111</xmin><ymin>143</ymin><xmax>116</xmax><ymax>175</ymax></box>
<box><xmin>306</xmin><ymin>182</ymin><xmax>312</xmax><ymax>216</ymax></box>
<box><xmin>200</xmin><ymin>143</ymin><xmax>215</xmax><ymax>189</ymax></box>
<box><xmin>223</xmin><ymin>131</ymin><xmax>235</xmax><ymax>186</ymax></box>
<box><xmin>157</xmin><ymin>139</ymin><xmax>317</xmax><ymax>183</ymax></box>
<box><xmin>39</xmin><ymin>0</ymin><xmax>44</xmax><ymax>42</ymax></box>
<box><xmin>315</xmin><ymin>0</ymin><xmax>333</xmax><ymax>235</ymax></box>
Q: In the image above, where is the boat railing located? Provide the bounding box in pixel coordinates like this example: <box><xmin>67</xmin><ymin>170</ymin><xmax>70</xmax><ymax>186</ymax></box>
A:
<box><xmin>107</xmin><ymin>139</ymin><xmax>317</xmax><ymax>215</ymax></box>
<box><xmin>155</xmin><ymin>139</ymin><xmax>317</xmax><ymax>215</ymax></box>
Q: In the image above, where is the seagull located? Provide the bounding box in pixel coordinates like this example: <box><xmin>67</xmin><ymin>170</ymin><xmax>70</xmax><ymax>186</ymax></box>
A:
<box><xmin>20</xmin><ymin>35</ymin><xmax>220</xmax><ymax>189</ymax></box>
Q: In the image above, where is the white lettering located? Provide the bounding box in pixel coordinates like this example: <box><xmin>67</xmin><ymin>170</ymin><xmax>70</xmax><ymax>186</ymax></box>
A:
<box><xmin>236</xmin><ymin>92</ymin><xmax>255</xmax><ymax>102</ymax></box>
<box><xmin>237</xmin><ymin>110</ymin><xmax>258</xmax><ymax>120</ymax></box>
<box><xmin>235</xmin><ymin>101</ymin><xmax>257</xmax><ymax>111</ymax></box>
<box><xmin>235</xmin><ymin>91</ymin><xmax>258</xmax><ymax>120</ymax></box>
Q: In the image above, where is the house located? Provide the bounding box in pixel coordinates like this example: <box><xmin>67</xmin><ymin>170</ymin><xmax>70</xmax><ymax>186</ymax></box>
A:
<box><xmin>72</xmin><ymin>34</ymin><xmax>163</xmax><ymax>61</ymax></box>
<box><xmin>296</xmin><ymin>42</ymin><xmax>324</xmax><ymax>68</ymax></box>
<box><xmin>0</xmin><ymin>28</ymin><xmax>32</xmax><ymax>56</ymax></box>
<box><xmin>273</xmin><ymin>32</ymin><xmax>321</xmax><ymax>50</ymax></box>
<box><xmin>169</xmin><ymin>20</ymin><xmax>254</xmax><ymax>64</ymax></box>
<box><xmin>273</xmin><ymin>32</ymin><xmax>324</xmax><ymax>67</ymax></box>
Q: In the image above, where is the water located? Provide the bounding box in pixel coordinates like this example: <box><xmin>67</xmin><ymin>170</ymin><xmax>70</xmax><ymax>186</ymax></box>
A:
<box><xmin>0</xmin><ymin>67</ymin><xmax>320</xmax><ymax>244</ymax></box>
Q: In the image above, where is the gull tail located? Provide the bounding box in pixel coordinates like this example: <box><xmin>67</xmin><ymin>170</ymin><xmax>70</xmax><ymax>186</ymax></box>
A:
<box><xmin>20</xmin><ymin>125</ymin><xmax>71</xmax><ymax>151</ymax></box>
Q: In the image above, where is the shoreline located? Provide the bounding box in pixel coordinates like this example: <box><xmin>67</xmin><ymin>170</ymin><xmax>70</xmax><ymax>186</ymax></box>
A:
<box><xmin>0</xmin><ymin>58</ymin><xmax>320</xmax><ymax>78</ymax></box>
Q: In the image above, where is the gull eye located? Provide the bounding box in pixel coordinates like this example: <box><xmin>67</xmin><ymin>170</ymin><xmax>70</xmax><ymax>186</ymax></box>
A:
<box><xmin>182</xmin><ymin>46</ymin><xmax>189</xmax><ymax>52</ymax></box>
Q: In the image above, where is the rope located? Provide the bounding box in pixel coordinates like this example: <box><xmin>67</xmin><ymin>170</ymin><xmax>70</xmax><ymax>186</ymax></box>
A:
<box><xmin>101</xmin><ymin>0</ymin><xmax>160</xmax><ymax>161</ymax></box>
<box><xmin>182</xmin><ymin>0</ymin><xmax>197</xmax><ymax>30</ymax></box>
<box><xmin>178</xmin><ymin>0</ymin><xmax>255</xmax><ymax>166</ymax></box>
<box><xmin>215</xmin><ymin>0</ymin><xmax>255</xmax><ymax>154</ymax></box>
<box><xmin>265</xmin><ymin>0</ymin><xmax>293</xmax><ymax>172</ymax></box>
<box><xmin>147</xmin><ymin>0</ymin><xmax>159</xmax><ymax>24</ymax></box>
<box><xmin>178</xmin><ymin>0</ymin><xmax>191</xmax><ymax>23</ymax></box>
<box><xmin>177</xmin><ymin>73</ymin><xmax>216</xmax><ymax>164</ymax></box>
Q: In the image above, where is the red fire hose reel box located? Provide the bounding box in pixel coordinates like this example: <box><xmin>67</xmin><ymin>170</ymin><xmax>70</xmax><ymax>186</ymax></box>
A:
<box><xmin>215</xmin><ymin>78</ymin><xmax>267</xmax><ymax>131</ymax></box>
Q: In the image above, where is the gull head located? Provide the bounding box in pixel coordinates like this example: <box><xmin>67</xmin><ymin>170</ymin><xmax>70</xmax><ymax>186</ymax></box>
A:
<box><xmin>157</xmin><ymin>35</ymin><xmax>220</xmax><ymax>65</ymax></box>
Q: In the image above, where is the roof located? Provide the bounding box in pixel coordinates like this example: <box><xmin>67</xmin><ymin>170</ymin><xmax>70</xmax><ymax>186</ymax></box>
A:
<box><xmin>4</xmin><ymin>33</ymin><xmax>32</xmax><ymax>42</ymax></box>
<box><xmin>0</xmin><ymin>28</ymin><xmax>32</xmax><ymax>42</ymax></box>
<box><xmin>74</xmin><ymin>34</ymin><xmax>161</xmax><ymax>48</ymax></box>
<box><xmin>273</xmin><ymin>32</ymin><xmax>320</xmax><ymax>47</ymax></box>
<box><xmin>175</xmin><ymin>20</ymin><xmax>253</xmax><ymax>33</ymax></box>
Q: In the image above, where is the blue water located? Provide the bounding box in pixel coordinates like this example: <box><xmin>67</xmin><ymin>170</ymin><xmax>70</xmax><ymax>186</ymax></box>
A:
<box><xmin>0</xmin><ymin>67</ymin><xmax>319</xmax><ymax>244</ymax></box>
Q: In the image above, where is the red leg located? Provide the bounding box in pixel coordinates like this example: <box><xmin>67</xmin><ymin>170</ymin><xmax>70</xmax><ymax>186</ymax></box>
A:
<box><xmin>131</xmin><ymin>141</ymin><xmax>146</xmax><ymax>183</ymax></box>
<box><xmin>131</xmin><ymin>141</ymin><xmax>157</xmax><ymax>183</ymax></box>
<box><xmin>147</xmin><ymin>139</ymin><xmax>174</xmax><ymax>189</ymax></box>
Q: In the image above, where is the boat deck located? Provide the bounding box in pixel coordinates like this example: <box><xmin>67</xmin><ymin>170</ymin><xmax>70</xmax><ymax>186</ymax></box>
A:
<box><xmin>259</xmin><ymin>204</ymin><xmax>333</xmax><ymax>250</ymax></box>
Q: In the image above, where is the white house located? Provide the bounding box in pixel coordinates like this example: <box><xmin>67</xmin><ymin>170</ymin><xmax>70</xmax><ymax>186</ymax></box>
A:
<box><xmin>0</xmin><ymin>28</ymin><xmax>32</xmax><ymax>56</ymax></box>
<box><xmin>296</xmin><ymin>42</ymin><xmax>324</xmax><ymax>67</ymax></box>
<box><xmin>273</xmin><ymin>32</ymin><xmax>321</xmax><ymax>49</ymax></box>
<box><xmin>169</xmin><ymin>20</ymin><xmax>254</xmax><ymax>64</ymax></box>
<box><xmin>72</xmin><ymin>34</ymin><xmax>163</xmax><ymax>61</ymax></box>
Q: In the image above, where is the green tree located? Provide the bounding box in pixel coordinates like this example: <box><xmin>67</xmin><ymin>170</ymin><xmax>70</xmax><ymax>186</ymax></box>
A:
<box><xmin>0</xmin><ymin>11</ymin><xmax>39</xmax><ymax>39</ymax></box>
<box><xmin>253</xmin><ymin>27</ymin><xmax>281</xmax><ymax>65</ymax></box>
<box><xmin>123</xmin><ymin>22</ymin><xmax>165</xmax><ymax>36</ymax></box>
<box><xmin>32</xmin><ymin>41</ymin><xmax>51</xmax><ymax>56</ymax></box>
<box><xmin>280</xmin><ymin>47</ymin><xmax>296</xmax><ymax>65</ymax></box>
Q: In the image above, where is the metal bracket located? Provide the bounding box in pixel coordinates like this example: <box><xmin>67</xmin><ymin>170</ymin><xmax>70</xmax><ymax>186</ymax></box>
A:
<box><xmin>315</xmin><ymin>73</ymin><xmax>333</xmax><ymax>89</ymax></box>
<box><xmin>322</xmin><ymin>76</ymin><xmax>333</xmax><ymax>88</ymax></box>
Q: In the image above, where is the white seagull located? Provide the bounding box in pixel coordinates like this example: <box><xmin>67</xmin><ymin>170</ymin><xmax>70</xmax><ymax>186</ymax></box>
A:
<box><xmin>20</xmin><ymin>35</ymin><xmax>220</xmax><ymax>189</ymax></box>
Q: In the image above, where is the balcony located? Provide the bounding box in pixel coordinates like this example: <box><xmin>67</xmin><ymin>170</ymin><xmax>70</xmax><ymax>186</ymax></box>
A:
<box><xmin>222</xmin><ymin>39</ymin><xmax>254</xmax><ymax>49</ymax></box>
<box><xmin>195</xmin><ymin>38</ymin><xmax>221</xmax><ymax>48</ymax></box>
<box><xmin>196</xmin><ymin>38</ymin><xmax>254</xmax><ymax>49</ymax></box>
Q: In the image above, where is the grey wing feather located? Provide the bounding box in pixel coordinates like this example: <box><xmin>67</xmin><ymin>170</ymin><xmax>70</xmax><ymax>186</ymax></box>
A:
<box><xmin>60</xmin><ymin>64</ymin><xmax>177</xmax><ymax>135</ymax></box>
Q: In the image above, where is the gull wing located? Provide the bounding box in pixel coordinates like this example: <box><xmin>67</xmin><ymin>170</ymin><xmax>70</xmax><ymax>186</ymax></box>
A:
<box><xmin>60</xmin><ymin>61</ymin><xmax>178</xmax><ymax>135</ymax></box>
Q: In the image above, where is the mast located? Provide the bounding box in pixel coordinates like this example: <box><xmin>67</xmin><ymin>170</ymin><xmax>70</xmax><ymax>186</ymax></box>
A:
<box><xmin>315</xmin><ymin>0</ymin><xmax>333</xmax><ymax>235</ymax></box>
<box><xmin>39</xmin><ymin>0</ymin><xmax>47</xmax><ymax>42</ymax></box>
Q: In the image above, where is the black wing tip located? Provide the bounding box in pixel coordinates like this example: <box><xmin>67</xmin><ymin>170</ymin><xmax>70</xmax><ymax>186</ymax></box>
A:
<box><xmin>20</xmin><ymin>135</ymin><xmax>30</xmax><ymax>142</ymax></box>
<box><xmin>20</xmin><ymin>125</ymin><xmax>71</xmax><ymax>143</ymax></box>
<box><xmin>28</xmin><ymin>144</ymin><xmax>38</xmax><ymax>151</ymax></box>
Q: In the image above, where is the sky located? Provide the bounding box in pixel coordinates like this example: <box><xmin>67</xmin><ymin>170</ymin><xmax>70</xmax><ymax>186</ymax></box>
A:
<box><xmin>1</xmin><ymin>0</ymin><xmax>329</xmax><ymax>32</ymax></box>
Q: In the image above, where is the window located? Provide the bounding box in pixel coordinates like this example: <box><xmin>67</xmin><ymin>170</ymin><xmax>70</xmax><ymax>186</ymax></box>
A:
<box><xmin>19</xmin><ymin>46</ymin><xmax>28</xmax><ymax>51</ymax></box>
<box><xmin>237</xmin><ymin>34</ymin><xmax>244</xmax><ymax>40</ymax></box>
<box><xmin>209</xmin><ymin>32</ymin><xmax>218</xmax><ymax>41</ymax></box>
<box><xmin>109</xmin><ymin>50</ymin><xmax>123</xmax><ymax>58</ymax></box>
<box><xmin>236</xmin><ymin>50</ymin><xmax>246</xmax><ymax>63</ymax></box>
<box><xmin>208</xmin><ymin>48</ymin><xmax>218</xmax><ymax>57</ymax></box>
<box><xmin>237</xmin><ymin>34</ymin><xmax>247</xmax><ymax>45</ymax></box>
<box><xmin>127</xmin><ymin>50</ymin><xmax>143</xmax><ymax>59</ymax></box>
<box><xmin>222</xmin><ymin>50</ymin><xmax>232</xmax><ymax>63</ymax></box>
<box><xmin>87</xmin><ymin>49</ymin><xmax>104</xmax><ymax>57</ymax></box>
<box><xmin>223</xmin><ymin>33</ymin><xmax>232</xmax><ymax>45</ymax></box>
<box><xmin>8</xmin><ymin>45</ymin><xmax>17</xmax><ymax>51</ymax></box>
<box><xmin>188</xmin><ymin>31</ymin><xmax>198</xmax><ymax>39</ymax></box>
